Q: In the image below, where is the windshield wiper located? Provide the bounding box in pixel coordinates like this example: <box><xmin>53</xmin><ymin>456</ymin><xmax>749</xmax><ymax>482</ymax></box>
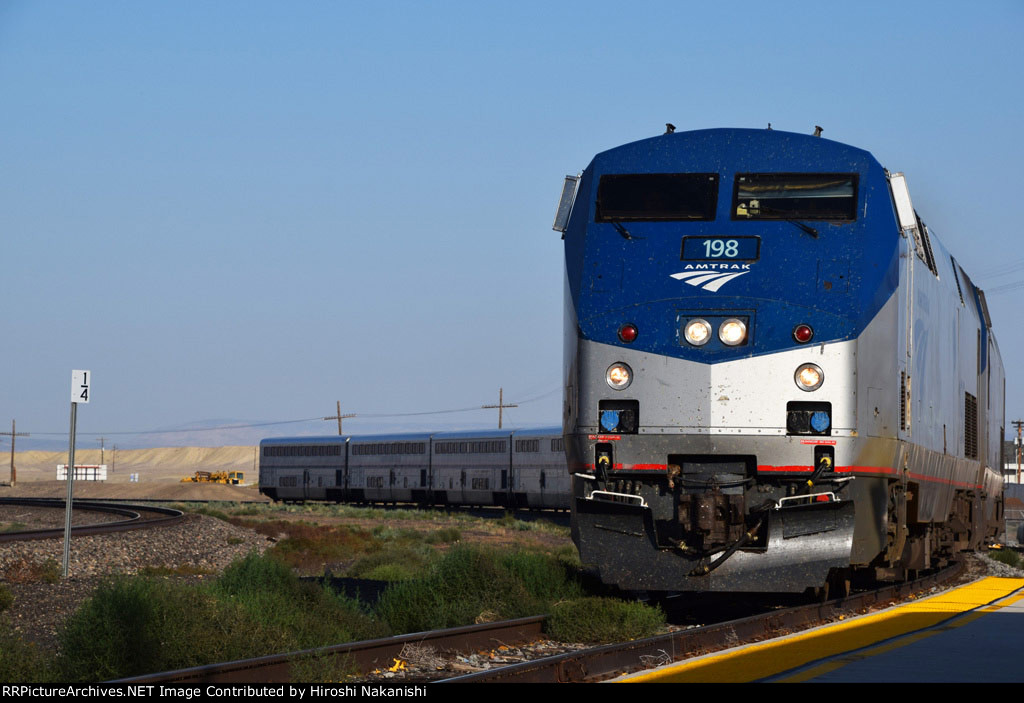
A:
<box><xmin>743</xmin><ymin>205</ymin><xmax>819</xmax><ymax>238</ymax></box>
<box><xmin>786</xmin><ymin>219</ymin><xmax>819</xmax><ymax>238</ymax></box>
<box><xmin>610</xmin><ymin>221</ymin><xmax>643</xmax><ymax>241</ymax></box>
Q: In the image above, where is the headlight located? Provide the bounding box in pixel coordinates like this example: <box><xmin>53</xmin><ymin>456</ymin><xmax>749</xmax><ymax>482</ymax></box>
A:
<box><xmin>606</xmin><ymin>362</ymin><xmax>632</xmax><ymax>390</ymax></box>
<box><xmin>719</xmin><ymin>318</ymin><xmax>747</xmax><ymax>346</ymax></box>
<box><xmin>795</xmin><ymin>363</ymin><xmax>824</xmax><ymax>391</ymax></box>
<box><xmin>684</xmin><ymin>319</ymin><xmax>712</xmax><ymax>346</ymax></box>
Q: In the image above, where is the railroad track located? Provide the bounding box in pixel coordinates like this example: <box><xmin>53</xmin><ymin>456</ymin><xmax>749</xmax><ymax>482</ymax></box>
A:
<box><xmin>0</xmin><ymin>497</ymin><xmax>184</xmax><ymax>542</ymax></box>
<box><xmin>113</xmin><ymin>562</ymin><xmax>963</xmax><ymax>684</ymax></box>
<box><xmin>444</xmin><ymin>561</ymin><xmax>965</xmax><ymax>683</ymax></box>
<box><xmin>113</xmin><ymin>617</ymin><xmax>548</xmax><ymax>684</ymax></box>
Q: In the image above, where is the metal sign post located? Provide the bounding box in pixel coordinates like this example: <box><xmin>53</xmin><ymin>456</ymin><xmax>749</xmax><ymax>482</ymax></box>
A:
<box><xmin>62</xmin><ymin>370</ymin><xmax>90</xmax><ymax>579</ymax></box>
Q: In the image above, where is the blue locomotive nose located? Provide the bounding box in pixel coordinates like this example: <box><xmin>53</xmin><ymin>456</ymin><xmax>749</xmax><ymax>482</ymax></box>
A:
<box><xmin>810</xmin><ymin>411</ymin><xmax>831</xmax><ymax>433</ymax></box>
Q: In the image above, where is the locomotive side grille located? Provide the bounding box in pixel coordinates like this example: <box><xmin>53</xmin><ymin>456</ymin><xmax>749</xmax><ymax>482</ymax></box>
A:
<box><xmin>900</xmin><ymin>372</ymin><xmax>907</xmax><ymax>431</ymax></box>
<box><xmin>919</xmin><ymin>221</ymin><xmax>938</xmax><ymax>276</ymax></box>
<box><xmin>965</xmin><ymin>392</ymin><xmax>978</xmax><ymax>460</ymax></box>
<box><xmin>952</xmin><ymin>257</ymin><xmax>965</xmax><ymax>306</ymax></box>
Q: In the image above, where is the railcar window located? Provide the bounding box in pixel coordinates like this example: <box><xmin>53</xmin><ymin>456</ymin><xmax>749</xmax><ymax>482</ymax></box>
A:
<box><xmin>352</xmin><ymin>442</ymin><xmax>425</xmax><ymax>456</ymax></box>
<box><xmin>435</xmin><ymin>440</ymin><xmax>508</xmax><ymax>454</ymax></box>
<box><xmin>263</xmin><ymin>445</ymin><xmax>342</xmax><ymax>457</ymax></box>
<box><xmin>733</xmin><ymin>173</ymin><xmax>857</xmax><ymax>221</ymax></box>
<box><xmin>516</xmin><ymin>439</ymin><xmax>540</xmax><ymax>453</ymax></box>
<box><xmin>596</xmin><ymin>173</ymin><xmax>719</xmax><ymax>221</ymax></box>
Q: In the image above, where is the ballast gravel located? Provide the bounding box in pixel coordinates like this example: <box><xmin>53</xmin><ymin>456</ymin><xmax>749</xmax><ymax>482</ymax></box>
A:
<box><xmin>0</xmin><ymin>513</ymin><xmax>268</xmax><ymax>650</ymax></box>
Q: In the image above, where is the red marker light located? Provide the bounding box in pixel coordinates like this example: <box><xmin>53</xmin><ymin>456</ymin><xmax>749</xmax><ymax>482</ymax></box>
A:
<box><xmin>793</xmin><ymin>324</ymin><xmax>814</xmax><ymax>343</ymax></box>
<box><xmin>618</xmin><ymin>324</ymin><xmax>638</xmax><ymax>343</ymax></box>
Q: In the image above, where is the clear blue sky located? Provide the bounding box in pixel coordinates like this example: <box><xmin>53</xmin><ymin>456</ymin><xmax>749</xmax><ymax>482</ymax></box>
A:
<box><xmin>2</xmin><ymin>1</ymin><xmax>1022</xmax><ymax>448</ymax></box>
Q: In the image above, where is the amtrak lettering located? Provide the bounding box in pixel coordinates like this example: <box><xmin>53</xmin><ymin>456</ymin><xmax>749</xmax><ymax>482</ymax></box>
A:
<box><xmin>671</xmin><ymin>263</ymin><xmax>752</xmax><ymax>292</ymax></box>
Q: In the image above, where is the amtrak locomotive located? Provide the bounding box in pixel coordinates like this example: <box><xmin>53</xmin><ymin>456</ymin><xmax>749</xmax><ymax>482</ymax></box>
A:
<box><xmin>554</xmin><ymin>127</ymin><xmax>1004</xmax><ymax>594</ymax></box>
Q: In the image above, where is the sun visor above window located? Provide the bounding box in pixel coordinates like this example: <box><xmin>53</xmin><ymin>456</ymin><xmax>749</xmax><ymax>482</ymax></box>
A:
<box><xmin>553</xmin><ymin>175</ymin><xmax>580</xmax><ymax>233</ymax></box>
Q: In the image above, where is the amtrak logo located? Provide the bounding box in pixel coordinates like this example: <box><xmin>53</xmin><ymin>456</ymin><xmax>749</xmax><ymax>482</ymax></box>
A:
<box><xmin>671</xmin><ymin>263</ymin><xmax>752</xmax><ymax>292</ymax></box>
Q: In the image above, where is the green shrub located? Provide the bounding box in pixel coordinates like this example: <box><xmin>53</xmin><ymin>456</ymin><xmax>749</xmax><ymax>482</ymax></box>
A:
<box><xmin>194</xmin><ymin>506</ymin><xmax>231</xmax><ymax>521</ymax></box>
<box><xmin>424</xmin><ymin>527</ymin><xmax>461</xmax><ymax>544</ymax></box>
<box><xmin>546</xmin><ymin>597</ymin><xmax>665</xmax><ymax>643</ymax></box>
<box><xmin>0</xmin><ymin>622</ymin><xmax>56</xmax><ymax>682</ymax></box>
<box><xmin>255</xmin><ymin>522</ymin><xmax>372</xmax><ymax>569</ymax></box>
<box><xmin>56</xmin><ymin>554</ymin><xmax>385</xmax><ymax>682</ymax></box>
<box><xmin>0</xmin><ymin>585</ymin><xmax>12</xmax><ymax>613</ymax></box>
<box><xmin>213</xmin><ymin>552</ymin><xmax>385</xmax><ymax>649</ymax></box>
<box><xmin>345</xmin><ymin>544</ymin><xmax>434</xmax><ymax>581</ymax></box>
<box><xmin>215</xmin><ymin>551</ymin><xmax>300</xmax><ymax>598</ymax></box>
<box><xmin>374</xmin><ymin>545</ymin><xmax>582</xmax><ymax>633</ymax></box>
<box><xmin>38</xmin><ymin>559</ymin><xmax>61</xmax><ymax>584</ymax></box>
<box><xmin>990</xmin><ymin>548</ymin><xmax>1022</xmax><ymax>569</ymax></box>
<box><xmin>500</xmin><ymin>550</ymin><xmax>584</xmax><ymax>608</ymax></box>
<box><xmin>57</xmin><ymin>575</ymin><xmax>289</xmax><ymax>681</ymax></box>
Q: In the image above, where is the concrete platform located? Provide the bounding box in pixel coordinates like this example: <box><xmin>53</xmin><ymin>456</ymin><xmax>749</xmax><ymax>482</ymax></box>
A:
<box><xmin>619</xmin><ymin>576</ymin><xmax>1024</xmax><ymax>683</ymax></box>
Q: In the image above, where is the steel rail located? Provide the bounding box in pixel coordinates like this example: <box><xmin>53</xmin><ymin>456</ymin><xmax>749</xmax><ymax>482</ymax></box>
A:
<box><xmin>112</xmin><ymin>616</ymin><xmax>548</xmax><ymax>684</ymax></box>
<box><xmin>0</xmin><ymin>497</ymin><xmax>183</xmax><ymax>542</ymax></box>
<box><xmin>440</xmin><ymin>561</ymin><xmax>965</xmax><ymax>683</ymax></box>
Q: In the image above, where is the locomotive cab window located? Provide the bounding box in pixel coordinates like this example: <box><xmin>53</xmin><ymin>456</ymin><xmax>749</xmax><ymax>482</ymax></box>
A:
<box><xmin>733</xmin><ymin>173</ymin><xmax>858</xmax><ymax>221</ymax></box>
<box><xmin>596</xmin><ymin>173</ymin><xmax>719</xmax><ymax>221</ymax></box>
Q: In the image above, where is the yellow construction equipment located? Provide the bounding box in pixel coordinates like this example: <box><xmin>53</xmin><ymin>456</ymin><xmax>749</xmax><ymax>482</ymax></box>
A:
<box><xmin>180</xmin><ymin>470</ymin><xmax>244</xmax><ymax>485</ymax></box>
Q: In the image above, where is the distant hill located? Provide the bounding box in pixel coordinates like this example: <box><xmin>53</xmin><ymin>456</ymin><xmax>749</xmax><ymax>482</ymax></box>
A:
<box><xmin>1</xmin><ymin>446</ymin><xmax>257</xmax><ymax>484</ymax></box>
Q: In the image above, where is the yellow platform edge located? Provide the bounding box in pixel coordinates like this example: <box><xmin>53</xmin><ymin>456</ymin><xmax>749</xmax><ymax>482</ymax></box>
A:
<box><xmin>618</xmin><ymin>576</ymin><xmax>1024</xmax><ymax>683</ymax></box>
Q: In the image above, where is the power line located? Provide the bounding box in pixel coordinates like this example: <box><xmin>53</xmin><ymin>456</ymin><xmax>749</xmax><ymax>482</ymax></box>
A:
<box><xmin>26</xmin><ymin>416</ymin><xmax>327</xmax><ymax>437</ymax></box>
<box><xmin>15</xmin><ymin>387</ymin><xmax>562</xmax><ymax>438</ymax></box>
<box><xmin>974</xmin><ymin>257</ymin><xmax>1024</xmax><ymax>279</ymax></box>
<box><xmin>985</xmin><ymin>279</ymin><xmax>1024</xmax><ymax>295</ymax></box>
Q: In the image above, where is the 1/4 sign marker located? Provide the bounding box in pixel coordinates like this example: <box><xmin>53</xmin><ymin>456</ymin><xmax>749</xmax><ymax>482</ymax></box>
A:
<box><xmin>71</xmin><ymin>369</ymin><xmax>90</xmax><ymax>404</ymax></box>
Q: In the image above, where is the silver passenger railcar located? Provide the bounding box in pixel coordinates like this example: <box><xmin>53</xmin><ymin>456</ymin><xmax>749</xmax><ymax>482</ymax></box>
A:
<box><xmin>259</xmin><ymin>428</ymin><xmax>570</xmax><ymax>510</ymax></box>
<box><xmin>512</xmin><ymin>426</ymin><xmax>570</xmax><ymax>509</ymax></box>
<box><xmin>348</xmin><ymin>433</ymin><xmax>432</xmax><ymax>504</ymax></box>
<box><xmin>258</xmin><ymin>435</ymin><xmax>347</xmax><ymax>502</ymax></box>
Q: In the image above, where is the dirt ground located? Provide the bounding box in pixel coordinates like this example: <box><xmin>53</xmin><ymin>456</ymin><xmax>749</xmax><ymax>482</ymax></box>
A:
<box><xmin>0</xmin><ymin>479</ymin><xmax>266</xmax><ymax>503</ymax></box>
<box><xmin>242</xmin><ymin>506</ymin><xmax>571</xmax><ymax>553</ymax></box>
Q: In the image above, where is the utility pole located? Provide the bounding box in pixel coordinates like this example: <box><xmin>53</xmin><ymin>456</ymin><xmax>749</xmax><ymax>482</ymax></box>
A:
<box><xmin>1014</xmin><ymin>419</ymin><xmax>1023</xmax><ymax>485</ymax></box>
<box><xmin>97</xmin><ymin>436</ymin><xmax>106</xmax><ymax>466</ymax></box>
<box><xmin>111</xmin><ymin>445</ymin><xmax>117</xmax><ymax>474</ymax></box>
<box><xmin>0</xmin><ymin>420</ymin><xmax>29</xmax><ymax>487</ymax></box>
<box><xmin>324</xmin><ymin>401</ymin><xmax>356</xmax><ymax>435</ymax></box>
<box><xmin>482</xmin><ymin>388</ymin><xmax>518</xmax><ymax>429</ymax></box>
